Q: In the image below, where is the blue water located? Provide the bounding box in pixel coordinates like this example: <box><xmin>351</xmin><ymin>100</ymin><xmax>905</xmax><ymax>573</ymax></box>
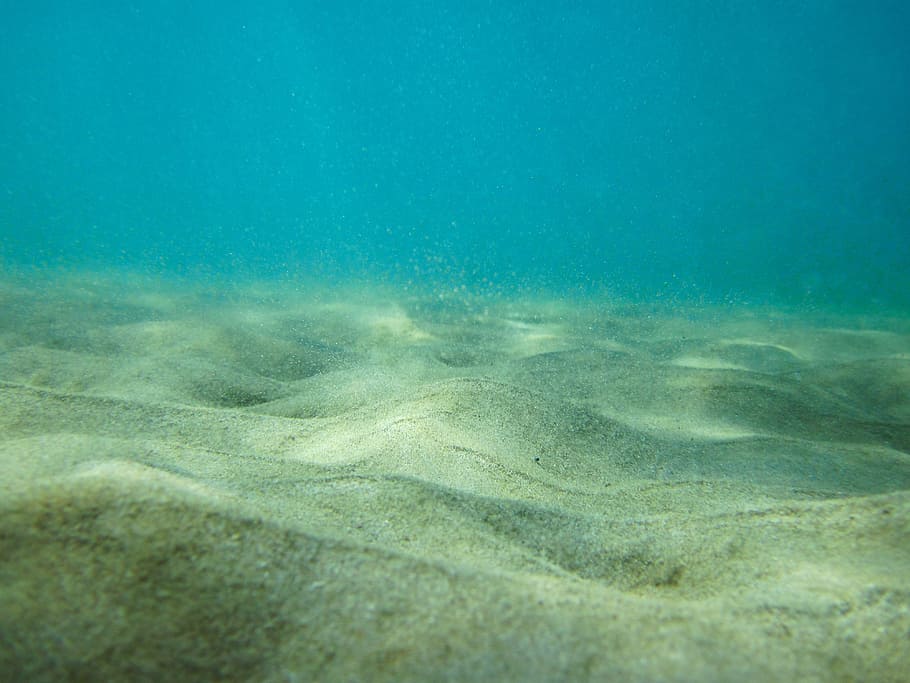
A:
<box><xmin>2</xmin><ymin>1</ymin><xmax>908</xmax><ymax>309</ymax></box>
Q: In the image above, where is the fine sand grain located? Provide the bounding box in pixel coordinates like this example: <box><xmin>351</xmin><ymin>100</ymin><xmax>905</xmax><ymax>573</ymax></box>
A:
<box><xmin>1</xmin><ymin>270</ymin><xmax>908</xmax><ymax>682</ymax></box>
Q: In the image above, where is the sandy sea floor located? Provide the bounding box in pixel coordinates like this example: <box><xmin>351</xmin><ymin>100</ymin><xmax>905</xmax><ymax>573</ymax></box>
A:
<box><xmin>1</xmin><ymin>269</ymin><xmax>909</xmax><ymax>682</ymax></box>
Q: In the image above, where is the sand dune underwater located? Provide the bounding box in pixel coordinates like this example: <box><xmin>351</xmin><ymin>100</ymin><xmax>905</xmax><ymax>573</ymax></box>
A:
<box><xmin>1</xmin><ymin>270</ymin><xmax>909</xmax><ymax>682</ymax></box>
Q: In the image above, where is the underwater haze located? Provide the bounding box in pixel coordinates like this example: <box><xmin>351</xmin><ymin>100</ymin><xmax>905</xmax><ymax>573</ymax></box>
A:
<box><xmin>2</xmin><ymin>0</ymin><xmax>909</xmax><ymax>307</ymax></box>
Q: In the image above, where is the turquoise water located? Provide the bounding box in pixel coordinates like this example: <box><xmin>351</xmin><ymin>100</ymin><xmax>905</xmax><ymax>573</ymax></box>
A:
<box><xmin>2</xmin><ymin>1</ymin><xmax>908</xmax><ymax>309</ymax></box>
